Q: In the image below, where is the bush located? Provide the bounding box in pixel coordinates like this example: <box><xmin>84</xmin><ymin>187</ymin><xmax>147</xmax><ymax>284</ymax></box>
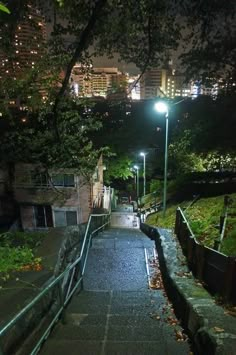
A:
<box><xmin>0</xmin><ymin>231</ymin><xmax>46</xmax><ymax>248</ymax></box>
<box><xmin>0</xmin><ymin>246</ymin><xmax>34</xmax><ymax>273</ymax></box>
<box><xmin>0</xmin><ymin>231</ymin><xmax>46</xmax><ymax>275</ymax></box>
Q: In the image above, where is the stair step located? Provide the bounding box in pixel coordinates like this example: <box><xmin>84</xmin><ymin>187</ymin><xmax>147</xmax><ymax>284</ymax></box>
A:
<box><xmin>67</xmin><ymin>291</ymin><xmax>110</xmax><ymax>314</ymax></box>
<box><xmin>41</xmin><ymin>338</ymin><xmax>188</xmax><ymax>355</ymax></box>
<box><xmin>83</xmin><ymin>247</ymin><xmax>153</xmax><ymax>291</ymax></box>
<box><xmin>66</xmin><ymin>291</ymin><xmax>165</xmax><ymax>316</ymax></box>
<box><xmin>91</xmin><ymin>238</ymin><xmax>153</xmax><ymax>249</ymax></box>
<box><xmin>41</xmin><ymin>339</ymin><xmax>102</xmax><ymax>355</ymax></box>
<box><xmin>51</xmin><ymin>323</ymin><xmax>105</xmax><ymax>341</ymax></box>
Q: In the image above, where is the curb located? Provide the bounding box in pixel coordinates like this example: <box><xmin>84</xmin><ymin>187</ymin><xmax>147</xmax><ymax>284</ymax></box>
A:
<box><xmin>141</xmin><ymin>224</ymin><xmax>236</xmax><ymax>355</ymax></box>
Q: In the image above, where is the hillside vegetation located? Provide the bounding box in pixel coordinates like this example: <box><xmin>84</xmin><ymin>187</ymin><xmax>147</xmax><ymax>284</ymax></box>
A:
<box><xmin>146</xmin><ymin>193</ymin><xmax>236</xmax><ymax>256</ymax></box>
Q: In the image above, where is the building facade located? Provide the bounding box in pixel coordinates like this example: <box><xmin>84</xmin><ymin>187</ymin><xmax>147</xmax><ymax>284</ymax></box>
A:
<box><xmin>140</xmin><ymin>69</ymin><xmax>167</xmax><ymax>99</ymax></box>
<box><xmin>166</xmin><ymin>71</ymin><xmax>191</xmax><ymax>98</ymax></box>
<box><xmin>0</xmin><ymin>3</ymin><xmax>46</xmax><ymax>80</ymax></box>
<box><xmin>10</xmin><ymin>156</ymin><xmax>108</xmax><ymax>230</ymax></box>
<box><xmin>71</xmin><ymin>65</ymin><xmax>127</xmax><ymax>99</ymax></box>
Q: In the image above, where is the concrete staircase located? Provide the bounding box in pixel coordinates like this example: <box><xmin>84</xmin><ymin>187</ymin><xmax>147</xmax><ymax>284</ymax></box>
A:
<box><xmin>40</xmin><ymin>228</ymin><xmax>190</xmax><ymax>355</ymax></box>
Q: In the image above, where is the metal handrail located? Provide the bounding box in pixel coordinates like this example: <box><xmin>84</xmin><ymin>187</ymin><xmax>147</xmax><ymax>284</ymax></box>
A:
<box><xmin>0</xmin><ymin>213</ymin><xmax>110</xmax><ymax>355</ymax></box>
<box><xmin>177</xmin><ymin>207</ymin><xmax>195</xmax><ymax>238</ymax></box>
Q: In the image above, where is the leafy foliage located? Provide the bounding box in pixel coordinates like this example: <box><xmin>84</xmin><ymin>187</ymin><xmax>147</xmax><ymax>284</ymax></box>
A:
<box><xmin>0</xmin><ymin>3</ymin><xmax>10</xmax><ymax>14</ymax></box>
<box><xmin>0</xmin><ymin>246</ymin><xmax>34</xmax><ymax>273</ymax></box>
<box><xmin>104</xmin><ymin>155</ymin><xmax>134</xmax><ymax>185</ymax></box>
<box><xmin>0</xmin><ymin>231</ymin><xmax>46</xmax><ymax>248</ymax></box>
<box><xmin>169</xmin><ymin>96</ymin><xmax>236</xmax><ymax>174</ymax></box>
<box><xmin>147</xmin><ymin>193</ymin><xmax>236</xmax><ymax>256</ymax></box>
<box><xmin>0</xmin><ymin>231</ymin><xmax>46</xmax><ymax>274</ymax></box>
<box><xmin>177</xmin><ymin>0</ymin><xmax>236</xmax><ymax>82</ymax></box>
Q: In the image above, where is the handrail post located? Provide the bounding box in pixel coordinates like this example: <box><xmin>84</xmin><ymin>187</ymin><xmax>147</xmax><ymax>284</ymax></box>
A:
<box><xmin>58</xmin><ymin>281</ymin><xmax>66</xmax><ymax>324</ymax></box>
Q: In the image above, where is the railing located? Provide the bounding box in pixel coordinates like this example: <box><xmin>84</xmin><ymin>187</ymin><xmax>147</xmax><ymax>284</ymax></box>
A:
<box><xmin>175</xmin><ymin>207</ymin><xmax>236</xmax><ymax>304</ymax></box>
<box><xmin>0</xmin><ymin>213</ymin><xmax>110</xmax><ymax>355</ymax></box>
<box><xmin>139</xmin><ymin>201</ymin><xmax>162</xmax><ymax>222</ymax></box>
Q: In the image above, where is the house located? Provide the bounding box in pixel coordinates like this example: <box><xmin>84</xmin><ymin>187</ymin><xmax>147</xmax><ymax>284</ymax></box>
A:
<box><xmin>12</xmin><ymin>156</ymin><xmax>109</xmax><ymax>230</ymax></box>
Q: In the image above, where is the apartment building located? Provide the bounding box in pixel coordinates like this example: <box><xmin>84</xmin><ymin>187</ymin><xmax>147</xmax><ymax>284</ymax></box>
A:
<box><xmin>140</xmin><ymin>69</ymin><xmax>167</xmax><ymax>99</ymax></box>
<box><xmin>166</xmin><ymin>72</ymin><xmax>191</xmax><ymax>98</ymax></box>
<box><xmin>71</xmin><ymin>65</ymin><xmax>127</xmax><ymax>98</ymax></box>
<box><xmin>0</xmin><ymin>156</ymin><xmax>108</xmax><ymax>231</ymax></box>
<box><xmin>0</xmin><ymin>3</ymin><xmax>46</xmax><ymax>80</ymax></box>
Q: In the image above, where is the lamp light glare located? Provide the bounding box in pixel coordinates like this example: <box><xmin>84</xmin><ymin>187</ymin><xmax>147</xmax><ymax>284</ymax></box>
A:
<box><xmin>154</xmin><ymin>102</ymin><xmax>168</xmax><ymax>114</ymax></box>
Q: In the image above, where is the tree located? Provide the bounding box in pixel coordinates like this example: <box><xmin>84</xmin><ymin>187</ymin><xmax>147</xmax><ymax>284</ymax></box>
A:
<box><xmin>104</xmin><ymin>154</ymin><xmax>134</xmax><ymax>185</ymax></box>
<box><xmin>178</xmin><ymin>0</ymin><xmax>236</xmax><ymax>82</ymax></box>
<box><xmin>169</xmin><ymin>95</ymin><xmax>236</xmax><ymax>173</ymax></box>
<box><xmin>1</xmin><ymin>0</ymin><xmax>235</xmax><ymax>181</ymax></box>
<box><xmin>0</xmin><ymin>0</ymin><xmax>182</xmax><ymax>177</ymax></box>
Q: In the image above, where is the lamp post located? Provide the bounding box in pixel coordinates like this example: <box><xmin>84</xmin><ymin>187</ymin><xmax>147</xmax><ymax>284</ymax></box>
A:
<box><xmin>133</xmin><ymin>165</ymin><xmax>139</xmax><ymax>201</ymax></box>
<box><xmin>154</xmin><ymin>101</ymin><xmax>169</xmax><ymax>218</ymax></box>
<box><xmin>140</xmin><ymin>152</ymin><xmax>147</xmax><ymax>197</ymax></box>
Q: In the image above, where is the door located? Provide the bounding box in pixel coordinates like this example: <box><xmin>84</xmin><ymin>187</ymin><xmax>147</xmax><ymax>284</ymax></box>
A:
<box><xmin>34</xmin><ymin>205</ymin><xmax>53</xmax><ymax>228</ymax></box>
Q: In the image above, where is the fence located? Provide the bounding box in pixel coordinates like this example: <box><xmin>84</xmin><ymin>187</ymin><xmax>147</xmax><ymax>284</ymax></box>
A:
<box><xmin>0</xmin><ymin>213</ymin><xmax>110</xmax><ymax>355</ymax></box>
<box><xmin>175</xmin><ymin>207</ymin><xmax>236</xmax><ymax>304</ymax></box>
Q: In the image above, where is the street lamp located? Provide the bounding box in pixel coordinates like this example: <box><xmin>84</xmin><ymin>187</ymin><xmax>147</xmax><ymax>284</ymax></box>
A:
<box><xmin>140</xmin><ymin>152</ymin><xmax>147</xmax><ymax>197</ymax></box>
<box><xmin>133</xmin><ymin>165</ymin><xmax>139</xmax><ymax>200</ymax></box>
<box><xmin>154</xmin><ymin>101</ymin><xmax>169</xmax><ymax>217</ymax></box>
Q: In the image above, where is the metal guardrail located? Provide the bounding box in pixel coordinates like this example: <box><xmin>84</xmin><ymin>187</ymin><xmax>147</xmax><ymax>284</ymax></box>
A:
<box><xmin>139</xmin><ymin>202</ymin><xmax>162</xmax><ymax>222</ymax></box>
<box><xmin>0</xmin><ymin>213</ymin><xmax>110</xmax><ymax>355</ymax></box>
<box><xmin>175</xmin><ymin>207</ymin><xmax>236</xmax><ymax>304</ymax></box>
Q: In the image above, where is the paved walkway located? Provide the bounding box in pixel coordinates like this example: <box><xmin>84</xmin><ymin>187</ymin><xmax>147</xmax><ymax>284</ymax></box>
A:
<box><xmin>41</xmin><ymin>228</ymin><xmax>190</xmax><ymax>355</ymax></box>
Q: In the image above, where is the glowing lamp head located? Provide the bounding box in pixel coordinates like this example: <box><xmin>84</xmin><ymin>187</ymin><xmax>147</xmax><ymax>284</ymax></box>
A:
<box><xmin>154</xmin><ymin>102</ymin><xmax>168</xmax><ymax>114</ymax></box>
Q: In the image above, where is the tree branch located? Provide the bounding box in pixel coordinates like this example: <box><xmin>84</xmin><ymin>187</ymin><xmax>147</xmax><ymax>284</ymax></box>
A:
<box><xmin>52</xmin><ymin>0</ymin><xmax>107</xmax><ymax>139</ymax></box>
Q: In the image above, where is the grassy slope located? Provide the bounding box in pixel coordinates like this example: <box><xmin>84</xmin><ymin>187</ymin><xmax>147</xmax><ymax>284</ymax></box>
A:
<box><xmin>146</xmin><ymin>193</ymin><xmax>236</xmax><ymax>256</ymax></box>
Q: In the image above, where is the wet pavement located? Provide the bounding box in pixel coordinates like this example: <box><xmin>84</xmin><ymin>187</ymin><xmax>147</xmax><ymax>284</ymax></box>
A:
<box><xmin>41</xmin><ymin>228</ymin><xmax>191</xmax><ymax>355</ymax></box>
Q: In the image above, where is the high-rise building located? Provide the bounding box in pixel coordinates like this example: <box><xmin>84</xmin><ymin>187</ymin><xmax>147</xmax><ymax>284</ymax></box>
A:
<box><xmin>0</xmin><ymin>3</ymin><xmax>46</xmax><ymax>80</ymax></box>
<box><xmin>140</xmin><ymin>69</ymin><xmax>167</xmax><ymax>99</ymax></box>
<box><xmin>166</xmin><ymin>71</ymin><xmax>191</xmax><ymax>98</ymax></box>
<box><xmin>71</xmin><ymin>65</ymin><xmax>127</xmax><ymax>99</ymax></box>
